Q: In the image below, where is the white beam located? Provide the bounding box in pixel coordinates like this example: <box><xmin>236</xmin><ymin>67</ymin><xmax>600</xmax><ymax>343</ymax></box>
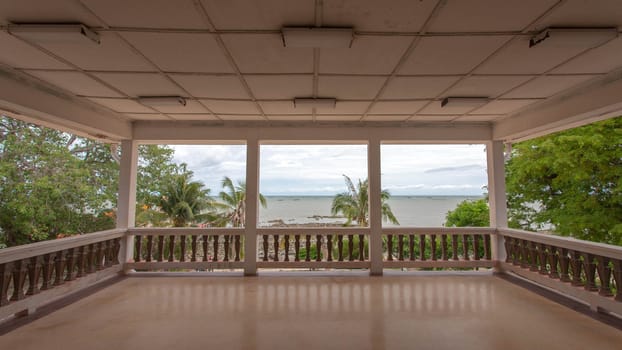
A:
<box><xmin>0</xmin><ymin>67</ymin><xmax>132</xmax><ymax>141</ymax></box>
<box><xmin>487</xmin><ymin>141</ymin><xmax>508</xmax><ymax>270</ymax></box>
<box><xmin>116</xmin><ymin>140</ymin><xmax>138</xmax><ymax>270</ymax></box>
<box><xmin>133</xmin><ymin>121</ymin><xmax>491</xmax><ymax>143</ymax></box>
<box><xmin>244</xmin><ymin>137</ymin><xmax>259</xmax><ymax>275</ymax></box>
<box><xmin>493</xmin><ymin>70</ymin><xmax>622</xmax><ymax>142</ymax></box>
<box><xmin>368</xmin><ymin>137</ymin><xmax>383</xmax><ymax>275</ymax></box>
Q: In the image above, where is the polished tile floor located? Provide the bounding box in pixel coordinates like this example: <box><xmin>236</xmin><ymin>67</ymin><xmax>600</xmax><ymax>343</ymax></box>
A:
<box><xmin>1</xmin><ymin>274</ymin><xmax>621</xmax><ymax>350</ymax></box>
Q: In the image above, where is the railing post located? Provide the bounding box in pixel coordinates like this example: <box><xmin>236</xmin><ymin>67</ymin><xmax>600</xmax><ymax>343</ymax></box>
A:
<box><xmin>487</xmin><ymin>141</ymin><xmax>508</xmax><ymax>271</ymax></box>
<box><xmin>368</xmin><ymin>137</ymin><xmax>383</xmax><ymax>275</ymax></box>
<box><xmin>116</xmin><ymin>140</ymin><xmax>138</xmax><ymax>272</ymax></box>
<box><xmin>244</xmin><ymin>136</ymin><xmax>259</xmax><ymax>275</ymax></box>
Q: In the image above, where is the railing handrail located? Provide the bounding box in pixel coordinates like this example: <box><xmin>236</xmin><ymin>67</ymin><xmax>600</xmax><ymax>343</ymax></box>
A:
<box><xmin>256</xmin><ymin>227</ymin><xmax>371</xmax><ymax>235</ymax></box>
<box><xmin>382</xmin><ymin>227</ymin><xmax>497</xmax><ymax>235</ymax></box>
<box><xmin>0</xmin><ymin>228</ymin><xmax>126</xmax><ymax>264</ymax></box>
<box><xmin>128</xmin><ymin>227</ymin><xmax>245</xmax><ymax>236</ymax></box>
<box><xmin>497</xmin><ymin>227</ymin><xmax>622</xmax><ymax>260</ymax></box>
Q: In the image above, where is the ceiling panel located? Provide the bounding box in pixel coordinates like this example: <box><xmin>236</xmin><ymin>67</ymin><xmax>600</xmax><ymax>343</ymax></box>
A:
<box><xmin>476</xmin><ymin>36</ymin><xmax>608</xmax><ymax>74</ymax></box>
<box><xmin>470</xmin><ymin>99</ymin><xmax>538</xmax><ymax>114</ymax></box>
<box><xmin>219</xmin><ymin>115</ymin><xmax>266</xmax><ymax>121</ymax></box>
<box><xmin>381</xmin><ymin>76</ymin><xmax>460</xmax><ymax>99</ymax></box>
<box><xmin>364</xmin><ymin>115</ymin><xmax>409</xmax><ymax>121</ymax></box>
<box><xmin>200</xmin><ymin>99</ymin><xmax>260</xmax><ymax>114</ymax></box>
<box><xmin>245</xmin><ymin>75</ymin><xmax>312</xmax><ymax>99</ymax></box>
<box><xmin>122</xmin><ymin>32</ymin><xmax>233</xmax><ymax>73</ymax></box>
<box><xmin>148</xmin><ymin>100</ymin><xmax>208</xmax><ymax>114</ymax></box>
<box><xmin>331</xmin><ymin>101</ymin><xmax>371</xmax><ymax>114</ymax></box>
<box><xmin>171</xmin><ymin>74</ymin><xmax>249</xmax><ymax>99</ymax></box>
<box><xmin>399</xmin><ymin>36</ymin><xmax>510</xmax><ymax>75</ymax></box>
<box><xmin>315</xmin><ymin>115</ymin><xmax>362</xmax><ymax>121</ymax></box>
<box><xmin>318</xmin><ymin>76</ymin><xmax>386</xmax><ymax>99</ymax></box>
<box><xmin>266</xmin><ymin>115</ymin><xmax>313</xmax><ymax>121</ymax></box>
<box><xmin>0</xmin><ymin>32</ymin><xmax>69</xmax><ymax>69</ymax></box>
<box><xmin>418</xmin><ymin>101</ymin><xmax>474</xmax><ymax>115</ymax></box>
<box><xmin>167</xmin><ymin>114</ymin><xmax>218</xmax><ymax>121</ymax></box>
<box><xmin>223</xmin><ymin>34</ymin><xmax>313</xmax><ymax>73</ymax></box>
<box><xmin>0</xmin><ymin>0</ymin><xmax>101</xmax><ymax>26</ymax></box>
<box><xmin>411</xmin><ymin>115</ymin><xmax>456</xmax><ymax>122</ymax></box>
<box><xmin>124</xmin><ymin>113</ymin><xmax>170</xmax><ymax>121</ymax></box>
<box><xmin>368</xmin><ymin>101</ymin><xmax>427</xmax><ymax>114</ymax></box>
<box><xmin>552</xmin><ymin>37</ymin><xmax>622</xmax><ymax>74</ymax></box>
<box><xmin>27</xmin><ymin>71</ymin><xmax>122</xmax><ymax>97</ymax></box>
<box><xmin>455</xmin><ymin>115</ymin><xmax>502</xmax><ymax>122</ymax></box>
<box><xmin>259</xmin><ymin>101</ymin><xmax>306</xmax><ymax>115</ymax></box>
<box><xmin>82</xmin><ymin>0</ymin><xmax>207</xmax><ymax>29</ymax></box>
<box><xmin>322</xmin><ymin>0</ymin><xmax>437</xmax><ymax>32</ymax></box>
<box><xmin>428</xmin><ymin>0</ymin><xmax>557</xmax><ymax>32</ymax></box>
<box><xmin>502</xmin><ymin>75</ymin><xmax>597</xmax><ymax>98</ymax></box>
<box><xmin>94</xmin><ymin>73</ymin><xmax>185</xmax><ymax>97</ymax></box>
<box><xmin>532</xmin><ymin>0</ymin><xmax>622</xmax><ymax>29</ymax></box>
<box><xmin>320</xmin><ymin>35</ymin><xmax>411</xmax><ymax>74</ymax></box>
<box><xmin>32</xmin><ymin>32</ymin><xmax>153</xmax><ymax>71</ymax></box>
<box><xmin>88</xmin><ymin>98</ymin><xmax>154</xmax><ymax>113</ymax></box>
<box><xmin>445</xmin><ymin>75</ymin><xmax>534</xmax><ymax>98</ymax></box>
<box><xmin>201</xmin><ymin>0</ymin><xmax>314</xmax><ymax>30</ymax></box>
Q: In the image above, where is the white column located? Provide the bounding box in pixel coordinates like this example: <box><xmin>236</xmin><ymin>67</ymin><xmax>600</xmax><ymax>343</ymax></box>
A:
<box><xmin>368</xmin><ymin>137</ymin><xmax>383</xmax><ymax>275</ymax></box>
<box><xmin>116</xmin><ymin>140</ymin><xmax>138</xmax><ymax>271</ymax></box>
<box><xmin>487</xmin><ymin>141</ymin><xmax>508</xmax><ymax>270</ymax></box>
<box><xmin>244</xmin><ymin>136</ymin><xmax>259</xmax><ymax>276</ymax></box>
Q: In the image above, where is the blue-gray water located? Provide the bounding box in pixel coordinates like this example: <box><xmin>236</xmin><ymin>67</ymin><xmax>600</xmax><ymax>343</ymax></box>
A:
<box><xmin>259</xmin><ymin>196</ymin><xmax>483</xmax><ymax>227</ymax></box>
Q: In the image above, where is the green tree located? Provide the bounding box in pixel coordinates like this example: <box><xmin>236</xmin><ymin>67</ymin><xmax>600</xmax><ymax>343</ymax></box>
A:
<box><xmin>506</xmin><ymin>117</ymin><xmax>622</xmax><ymax>245</ymax></box>
<box><xmin>211</xmin><ymin>176</ymin><xmax>267</xmax><ymax>227</ymax></box>
<box><xmin>444</xmin><ymin>199</ymin><xmax>490</xmax><ymax>227</ymax></box>
<box><xmin>159</xmin><ymin>170</ymin><xmax>212</xmax><ymax>227</ymax></box>
<box><xmin>331</xmin><ymin>175</ymin><xmax>399</xmax><ymax>227</ymax></box>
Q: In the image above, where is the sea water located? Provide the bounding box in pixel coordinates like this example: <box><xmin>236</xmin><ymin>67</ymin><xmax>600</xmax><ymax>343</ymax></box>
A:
<box><xmin>258</xmin><ymin>196</ymin><xmax>483</xmax><ymax>227</ymax></box>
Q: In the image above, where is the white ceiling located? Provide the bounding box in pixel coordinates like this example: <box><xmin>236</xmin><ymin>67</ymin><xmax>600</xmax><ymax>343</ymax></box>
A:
<box><xmin>0</xmin><ymin>0</ymin><xmax>621</xmax><ymax>125</ymax></box>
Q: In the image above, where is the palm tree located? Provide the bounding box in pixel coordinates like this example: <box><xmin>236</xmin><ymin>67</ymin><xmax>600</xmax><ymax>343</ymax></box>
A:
<box><xmin>331</xmin><ymin>175</ymin><xmax>399</xmax><ymax>227</ymax></box>
<box><xmin>159</xmin><ymin>172</ymin><xmax>212</xmax><ymax>227</ymax></box>
<box><xmin>213</xmin><ymin>176</ymin><xmax>267</xmax><ymax>227</ymax></box>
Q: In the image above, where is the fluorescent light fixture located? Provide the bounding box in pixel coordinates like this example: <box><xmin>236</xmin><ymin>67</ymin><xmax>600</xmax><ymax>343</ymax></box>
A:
<box><xmin>441</xmin><ymin>97</ymin><xmax>490</xmax><ymax>108</ymax></box>
<box><xmin>8</xmin><ymin>23</ymin><xmax>100</xmax><ymax>44</ymax></box>
<box><xmin>282</xmin><ymin>27</ymin><xmax>354</xmax><ymax>48</ymax></box>
<box><xmin>529</xmin><ymin>27</ymin><xmax>617</xmax><ymax>48</ymax></box>
<box><xmin>138</xmin><ymin>96</ymin><xmax>187</xmax><ymax>107</ymax></box>
<box><xmin>294</xmin><ymin>98</ymin><xmax>337</xmax><ymax>109</ymax></box>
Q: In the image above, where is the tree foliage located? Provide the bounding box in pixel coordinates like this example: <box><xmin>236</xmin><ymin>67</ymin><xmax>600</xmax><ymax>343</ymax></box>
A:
<box><xmin>158</xmin><ymin>170</ymin><xmax>212</xmax><ymax>227</ymax></box>
<box><xmin>444</xmin><ymin>199</ymin><xmax>490</xmax><ymax>227</ymax></box>
<box><xmin>210</xmin><ymin>176</ymin><xmax>267</xmax><ymax>227</ymax></box>
<box><xmin>506</xmin><ymin>117</ymin><xmax>622</xmax><ymax>245</ymax></box>
<box><xmin>331</xmin><ymin>175</ymin><xmax>399</xmax><ymax>227</ymax></box>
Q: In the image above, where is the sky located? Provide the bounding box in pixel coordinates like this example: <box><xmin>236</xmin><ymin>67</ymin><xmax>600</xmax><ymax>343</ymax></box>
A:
<box><xmin>171</xmin><ymin>144</ymin><xmax>488</xmax><ymax>196</ymax></box>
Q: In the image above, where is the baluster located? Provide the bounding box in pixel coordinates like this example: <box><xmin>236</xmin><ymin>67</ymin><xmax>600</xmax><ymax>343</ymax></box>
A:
<box><xmin>202</xmin><ymin>235</ymin><xmax>209</xmax><ymax>261</ymax></box>
<box><xmin>294</xmin><ymin>235</ymin><xmax>301</xmax><ymax>262</ymax></box>
<box><xmin>157</xmin><ymin>236</ymin><xmax>165</xmax><ymax>262</ymax></box>
<box><xmin>420</xmin><ymin>234</ymin><xmax>426</xmax><ymax>261</ymax></box>
<box><xmin>528</xmin><ymin>241</ymin><xmax>538</xmax><ymax>271</ymax></box>
<box><xmin>135</xmin><ymin>236</ymin><xmax>142</xmax><ymax>262</ymax></box>
<box><xmin>503</xmin><ymin>237</ymin><xmax>512</xmax><ymax>263</ymax></box>
<box><xmin>26</xmin><ymin>256</ymin><xmax>42</xmax><ymax>295</ymax></box>
<box><xmin>284</xmin><ymin>235</ymin><xmax>290</xmax><ymax>262</ymax></box>
<box><xmin>548</xmin><ymin>246</ymin><xmax>559</xmax><ymax>279</ymax></box>
<box><xmin>441</xmin><ymin>235</ymin><xmax>448</xmax><ymax>261</ymax></box>
<box><xmin>65</xmin><ymin>248</ymin><xmax>78</xmax><ymax>280</ymax></box>
<box><xmin>537</xmin><ymin>244</ymin><xmax>548</xmax><ymax>274</ymax></box>
<box><xmin>451</xmin><ymin>235</ymin><xmax>458</xmax><ymax>260</ymax></box>
<box><xmin>113</xmin><ymin>238</ymin><xmax>121</xmax><ymax>265</ymax></box>
<box><xmin>359</xmin><ymin>234</ymin><xmax>365</xmax><ymax>261</ymax></box>
<box><xmin>54</xmin><ymin>251</ymin><xmax>67</xmax><ymax>285</ymax></box>
<box><xmin>224</xmin><ymin>235</ymin><xmax>230</xmax><ymax>262</ymax></box>
<box><xmin>581</xmin><ymin>253</ymin><xmax>597</xmax><ymax>291</ymax></box>
<box><xmin>387</xmin><ymin>235</ymin><xmax>394</xmax><ymax>261</ymax></box>
<box><xmin>462</xmin><ymin>235</ymin><xmax>469</xmax><ymax>260</ymax></box>
<box><xmin>472</xmin><ymin>235</ymin><xmax>479</xmax><ymax>261</ymax></box>
<box><xmin>409</xmin><ymin>235</ymin><xmax>415</xmax><ymax>261</ymax></box>
<box><xmin>41</xmin><ymin>254</ymin><xmax>55</xmax><ymax>290</ymax></box>
<box><xmin>397</xmin><ymin>235</ymin><xmax>404</xmax><ymax>261</ymax></box>
<box><xmin>104</xmin><ymin>240</ymin><xmax>114</xmax><ymax>267</ymax></box>
<box><xmin>146</xmin><ymin>236</ymin><xmax>154</xmax><ymax>262</ymax></box>
<box><xmin>513</xmin><ymin>238</ymin><xmax>522</xmax><ymax>265</ymax></box>
<box><xmin>612</xmin><ymin>259</ymin><xmax>622</xmax><ymax>302</ymax></box>
<box><xmin>272</xmin><ymin>235</ymin><xmax>278</xmax><ymax>262</ymax></box>
<box><xmin>570</xmin><ymin>250</ymin><xmax>583</xmax><ymax>286</ymax></box>
<box><xmin>595</xmin><ymin>256</ymin><xmax>612</xmax><ymax>296</ymax></box>
<box><xmin>76</xmin><ymin>246</ymin><xmax>87</xmax><ymax>278</ymax></box>
<box><xmin>430</xmin><ymin>235</ymin><xmax>437</xmax><ymax>261</ymax></box>
<box><xmin>213</xmin><ymin>236</ymin><xmax>220</xmax><ymax>262</ymax></box>
<box><xmin>96</xmin><ymin>242</ymin><xmax>106</xmax><ymax>270</ymax></box>
<box><xmin>180</xmin><ymin>235</ymin><xmax>187</xmax><ymax>262</ymax></box>
<box><xmin>191</xmin><ymin>235</ymin><xmax>198</xmax><ymax>262</ymax></box>
<box><xmin>305</xmin><ymin>235</ymin><xmax>311</xmax><ymax>262</ymax></box>
<box><xmin>559</xmin><ymin>248</ymin><xmax>571</xmax><ymax>282</ymax></box>
<box><xmin>348</xmin><ymin>235</ymin><xmax>354</xmax><ymax>261</ymax></box>
<box><xmin>235</xmin><ymin>236</ymin><xmax>241</xmax><ymax>262</ymax></box>
<box><xmin>168</xmin><ymin>236</ymin><xmax>175</xmax><ymax>262</ymax></box>
<box><xmin>86</xmin><ymin>244</ymin><xmax>97</xmax><ymax>273</ymax></box>
<box><xmin>0</xmin><ymin>263</ymin><xmax>13</xmax><ymax>306</ymax></box>
<box><xmin>262</xmin><ymin>235</ymin><xmax>269</xmax><ymax>262</ymax></box>
<box><xmin>11</xmin><ymin>259</ymin><xmax>28</xmax><ymax>301</ymax></box>
<box><xmin>326</xmin><ymin>235</ymin><xmax>333</xmax><ymax>262</ymax></box>
<box><xmin>316</xmin><ymin>235</ymin><xmax>322</xmax><ymax>262</ymax></box>
<box><xmin>484</xmin><ymin>234</ymin><xmax>491</xmax><ymax>260</ymax></box>
<box><xmin>337</xmin><ymin>235</ymin><xmax>344</xmax><ymax>261</ymax></box>
<box><xmin>521</xmin><ymin>240</ymin><xmax>532</xmax><ymax>267</ymax></box>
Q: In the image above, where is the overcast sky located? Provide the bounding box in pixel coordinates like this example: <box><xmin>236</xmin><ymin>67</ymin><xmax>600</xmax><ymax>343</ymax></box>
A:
<box><xmin>171</xmin><ymin>144</ymin><xmax>488</xmax><ymax>196</ymax></box>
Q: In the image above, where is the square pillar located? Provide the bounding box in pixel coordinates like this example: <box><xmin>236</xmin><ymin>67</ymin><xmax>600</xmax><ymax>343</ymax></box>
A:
<box><xmin>487</xmin><ymin>141</ymin><xmax>508</xmax><ymax>270</ymax></box>
<box><xmin>368</xmin><ymin>138</ymin><xmax>383</xmax><ymax>275</ymax></box>
<box><xmin>116</xmin><ymin>140</ymin><xmax>138</xmax><ymax>271</ymax></box>
<box><xmin>244</xmin><ymin>137</ymin><xmax>259</xmax><ymax>276</ymax></box>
